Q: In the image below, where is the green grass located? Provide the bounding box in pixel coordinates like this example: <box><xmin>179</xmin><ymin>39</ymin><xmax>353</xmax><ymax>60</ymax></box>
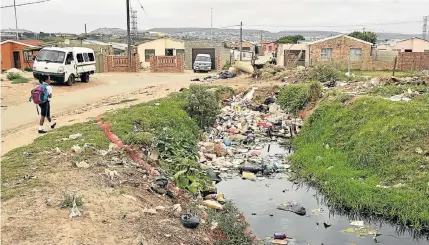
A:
<box><xmin>206</xmin><ymin>201</ymin><xmax>254</xmax><ymax>245</ymax></box>
<box><xmin>369</xmin><ymin>84</ymin><xmax>429</xmax><ymax>97</ymax></box>
<box><xmin>277</xmin><ymin>81</ymin><xmax>322</xmax><ymax>114</ymax></box>
<box><xmin>7</xmin><ymin>72</ymin><xmax>30</xmax><ymax>84</ymax></box>
<box><xmin>1</xmin><ymin>120</ymin><xmax>109</xmax><ymax>199</ymax></box>
<box><xmin>11</xmin><ymin>77</ymin><xmax>30</xmax><ymax>84</ymax></box>
<box><xmin>350</xmin><ymin>70</ymin><xmax>421</xmax><ymax>78</ymax></box>
<box><xmin>291</xmin><ymin>96</ymin><xmax>429</xmax><ymax>229</ymax></box>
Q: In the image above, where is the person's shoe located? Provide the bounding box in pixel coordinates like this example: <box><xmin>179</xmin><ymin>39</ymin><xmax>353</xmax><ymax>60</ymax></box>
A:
<box><xmin>51</xmin><ymin>123</ymin><xmax>57</xmax><ymax>129</ymax></box>
<box><xmin>38</xmin><ymin>129</ymin><xmax>47</xmax><ymax>134</ymax></box>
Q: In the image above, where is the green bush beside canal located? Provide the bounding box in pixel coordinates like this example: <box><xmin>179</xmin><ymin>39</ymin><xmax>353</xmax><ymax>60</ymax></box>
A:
<box><xmin>290</xmin><ymin>95</ymin><xmax>429</xmax><ymax>229</ymax></box>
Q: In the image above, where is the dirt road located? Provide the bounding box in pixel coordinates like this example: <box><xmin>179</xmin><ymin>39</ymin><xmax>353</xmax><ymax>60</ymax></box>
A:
<box><xmin>1</xmin><ymin>72</ymin><xmax>201</xmax><ymax>154</ymax></box>
<box><xmin>1</xmin><ymin>72</ymin><xmax>261</xmax><ymax>155</ymax></box>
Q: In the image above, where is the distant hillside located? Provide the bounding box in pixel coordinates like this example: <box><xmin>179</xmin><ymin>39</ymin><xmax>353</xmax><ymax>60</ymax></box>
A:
<box><xmin>374</xmin><ymin>32</ymin><xmax>419</xmax><ymax>41</ymax></box>
<box><xmin>149</xmin><ymin>27</ymin><xmax>271</xmax><ymax>34</ymax></box>
<box><xmin>90</xmin><ymin>28</ymin><xmax>126</xmax><ymax>36</ymax></box>
<box><xmin>148</xmin><ymin>27</ymin><xmax>420</xmax><ymax>42</ymax></box>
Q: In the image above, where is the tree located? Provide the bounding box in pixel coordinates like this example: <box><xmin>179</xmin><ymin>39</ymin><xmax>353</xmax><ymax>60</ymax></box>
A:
<box><xmin>277</xmin><ymin>35</ymin><xmax>305</xmax><ymax>44</ymax></box>
<box><xmin>348</xmin><ymin>31</ymin><xmax>377</xmax><ymax>44</ymax></box>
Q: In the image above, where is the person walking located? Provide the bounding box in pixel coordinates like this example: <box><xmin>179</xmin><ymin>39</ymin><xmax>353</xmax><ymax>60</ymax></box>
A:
<box><xmin>31</xmin><ymin>75</ymin><xmax>56</xmax><ymax>134</ymax></box>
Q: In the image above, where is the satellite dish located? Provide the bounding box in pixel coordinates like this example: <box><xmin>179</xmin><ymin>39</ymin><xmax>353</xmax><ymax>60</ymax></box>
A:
<box><xmin>64</xmin><ymin>39</ymin><xmax>70</xmax><ymax>44</ymax></box>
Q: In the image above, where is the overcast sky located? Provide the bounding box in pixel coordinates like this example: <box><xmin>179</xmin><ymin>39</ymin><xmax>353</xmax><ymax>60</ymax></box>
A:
<box><xmin>1</xmin><ymin>0</ymin><xmax>428</xmax><ymax>34</ymax></box>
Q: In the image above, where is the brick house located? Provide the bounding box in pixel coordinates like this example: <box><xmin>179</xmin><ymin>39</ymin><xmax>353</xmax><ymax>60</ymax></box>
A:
<box><xmin>308</xmin><ymin>34</ymin><xmax>372</xmax><ymax>65</ymax></box>
<box><xmin>262</xmin><ymin>42</ymin><xmax>277</xmax><ymax>55</ymax></box>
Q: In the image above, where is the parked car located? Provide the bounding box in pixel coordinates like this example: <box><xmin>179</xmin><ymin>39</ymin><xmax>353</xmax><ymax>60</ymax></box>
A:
<box><xmin>193</xmin><ymin>54</ymin><xmax>212</xmax><ymax>72</ymax></box>
<box><xmin>33</xmin><ymin>47</ymin><xmax>96</xmax><ymax>86</ymax></box>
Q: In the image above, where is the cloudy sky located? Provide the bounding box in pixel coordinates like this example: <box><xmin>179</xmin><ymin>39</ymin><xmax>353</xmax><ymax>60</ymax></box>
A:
<box><xmin>1</xmin><ymin>0</ymin><xmax>428</xmax><ymax>34</ymax></box>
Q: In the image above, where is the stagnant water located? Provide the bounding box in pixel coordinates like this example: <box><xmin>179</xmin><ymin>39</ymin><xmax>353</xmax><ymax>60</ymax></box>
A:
<box><xmin>216</xmin><ymin>144</ymin><xmax>429</xmax><ymax>245</ymax></box>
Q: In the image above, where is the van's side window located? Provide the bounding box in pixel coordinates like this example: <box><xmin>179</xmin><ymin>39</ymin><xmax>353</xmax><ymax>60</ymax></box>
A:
<box><xmin>88</xmin><ymin>53</ymin><xmax>95</xmax><ymax>62</ymax></box>
<box><xmin>77</xmin><ymin>53</ymin><xmax>84</xmax><ymax>63</ymax></box>
<box><xmin>83</xmin><ymin>53</ymin><xmax>89</xmax><ymax>62</ymax></box>
<box><xmin>66</xmin><ymin>52</ymin><xmax>74</xmax><ymax>63</ymax></box>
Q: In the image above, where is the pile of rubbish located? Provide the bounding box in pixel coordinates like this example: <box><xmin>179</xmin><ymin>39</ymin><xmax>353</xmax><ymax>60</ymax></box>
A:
<box><xmin>197</xmin><ymin>88</ymin><xmax>301</xmax><ymax>180</ymax></box>
<box><xmin>191</xmin><ymin>70</ymin><xmax>237</xmax><ymax>82</ymax></box>
<box><xmin>253</xmin><ymin>64</ymin><xmax>308</xmax><ymax>82</ymax></box>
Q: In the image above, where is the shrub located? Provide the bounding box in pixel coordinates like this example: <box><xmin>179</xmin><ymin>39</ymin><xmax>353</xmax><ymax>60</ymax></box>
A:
<box><xmin>184</xmin><ymin>85</ymin><xmax>221</xmax><ymax>128</ymax></box>
<box><xmin>123</xmin><ymin>132</ymin><xmax>154</xmax><ymax>147</ymax></box>
<box><xmin>222</xmin><ymin>61</ymin><xmax>232</xmax><ymax>70</ymax></box>
<box><xmin>7</xmin><ymin>72</ymin><xmax>22</xmax><ymax>80</ymax></box>
<box><xmin>7</xmin><ymin>72</ymin><xmax>29</xmax><ymax>84</ymax></box>
<box><xmin>308</xmin><ymin>64</ymin><xmax>340</xmax><ymax>83</ymax></box>
<box><xmin>24</xmin><ymin>67</ymin><xmax>33</xmax><ymax>72</ymax></box>
<box><xmin>278</xmin><ymin>81</ymin><xmax>322</xmax><ymax>114</ymax></box>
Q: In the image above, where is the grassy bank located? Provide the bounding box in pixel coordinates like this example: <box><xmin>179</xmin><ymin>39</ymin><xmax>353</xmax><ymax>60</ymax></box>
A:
<box><xmin>1</xmin><ymin>121</ymin><xmax>109</xmax><ymax>199</ymax></box>
<box><xmin>288</xmin><ymin>93</ymin><xmax>429</xmax><ymax>229</ymax></box>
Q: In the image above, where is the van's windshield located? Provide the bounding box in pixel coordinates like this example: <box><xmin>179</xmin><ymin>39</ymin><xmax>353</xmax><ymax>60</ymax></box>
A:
<box><xmin>195</xmin><ymin>56</ymin><xmax>211</xmax><ymax>62</ymax></box>
<box><xmin>36</xmin><ymin>50</ymin><xmax>66</xmax><ymax>63</ymax></box>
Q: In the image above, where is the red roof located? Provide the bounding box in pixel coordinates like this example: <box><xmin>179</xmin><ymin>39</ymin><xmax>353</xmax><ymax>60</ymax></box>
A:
<box><xmin>17</xmin><ymin>40</ymin><xmax>44</xmax><ymax>46</ymax></box>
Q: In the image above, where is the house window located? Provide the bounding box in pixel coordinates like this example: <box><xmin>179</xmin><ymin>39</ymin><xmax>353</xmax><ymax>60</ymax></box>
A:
<box><xmin>350</xmin><ymin>48</ymin><xmax>362</xmax><ymax>61</ymax></box>
<box><xmin>165</xmin><ymin>49</ymin><xmax>174</xmax><ymax>56</ymax></box>
<box><xmin>76</xmin><ymin>53</ymin><xmax>84</xmax><ymax>63</ymax></box>
<box><xmin>23</xmin><ymin>51</ymin><xmax>34</xmax><ymax>61</ymax></box>
<box><xmin>145</xmin><ymin>49</ymin><xmax>155</xmax><ymax>62</ymax></box>
<box><xmin>321</xmin><ymin>48</ymin><xmax>333</xmax><ymax>60</ymax></box>
<box><xmin>268</xmin><ymin>46</ymin><xmax>272</xmax><ymax>51</ymax></box>
<box><xmin>176</xmin><ymin>49</ymin><xmax>185</xmax><ymax>56</ymax></box>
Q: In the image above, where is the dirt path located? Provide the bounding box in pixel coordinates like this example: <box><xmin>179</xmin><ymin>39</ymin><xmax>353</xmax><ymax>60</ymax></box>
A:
<box><xmin>1</xmin><ymin>73</ymin><xmax>269</xmax><ymax>155</ymax></box>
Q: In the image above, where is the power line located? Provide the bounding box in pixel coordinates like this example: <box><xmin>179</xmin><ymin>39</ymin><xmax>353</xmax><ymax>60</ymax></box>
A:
<box><xmin>1</xmin><ymin>0</ymin><xmax>50</xmax><ymax>8</ymax></box>
<box><xmin>242</xmin><ymin>20</ymin><xmax>422</xmax><ymax>28</ymax></box>
<box><xmin>137</xmin><ymin>0</ymin><xmax>148</xmax><ymax>16</ymax></box>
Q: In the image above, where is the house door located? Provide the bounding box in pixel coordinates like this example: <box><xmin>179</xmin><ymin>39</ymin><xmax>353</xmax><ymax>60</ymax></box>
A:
<box><xmin>13</xmin><ymin>51</ymin><xmax>21</xmax><ymax>69</ymax></box>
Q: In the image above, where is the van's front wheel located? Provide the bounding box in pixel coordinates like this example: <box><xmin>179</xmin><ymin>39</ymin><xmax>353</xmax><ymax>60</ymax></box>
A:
<box><xmin>81</xmin><ymin>73</ymin><xmax>89</xmax><ymax>83</ymax></box>
<box><xmin>66</xmin><ymin>74</ymin><xmax>75</xmax><ymax>86</ymax></box>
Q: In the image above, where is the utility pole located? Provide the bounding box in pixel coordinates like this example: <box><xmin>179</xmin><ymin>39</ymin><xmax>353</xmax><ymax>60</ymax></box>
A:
<box><xmin>240</xmin><ymin>22</ymin><xmax>243</xmax><ymax>61</ymax></box>
<box><xmin>126</xmin><ymin>0</ymin><xmax>132</xmax><ymax>71</ymax></box>
<box><xmin>13</xmin><ymin>0</ymin><xmax>18</xmax><ymax>40</ymax></box>
<box><xmin>84</xmin><ymin>23</ymin><xmax>87</xmax><ymax>38</ymax></box>
<box><xmin>210</xmin><ymin>8</ymin><xmax>213</xmax><ymax>44</ymax></box>
<box><xmin>423</xmin><ymin>15</ymin><xmax>428</xmax><ymax>40</ymax></box>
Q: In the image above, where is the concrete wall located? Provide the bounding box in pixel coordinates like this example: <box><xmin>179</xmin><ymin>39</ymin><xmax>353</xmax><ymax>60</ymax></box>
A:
<box><xmin>137</xmin><ymin>38</ymin><xmax>184</xmax><ymax>68</ymax></box>
<box><xmin>277</xmin><ymin>44</ymin><xmax>310</xmax><ymax>67</ymax></box>
<box><xmin>309</xmin><ymin>35</ymin><xmax>372</xmax><ymax>65</ymax></box>
<box><xmin>232</xmin><ymin>50</ymin><xmax>253</xmax><ymax>61</ymax></box>
<box><xmin>393</xmin><ymin>38</ymin><xmax>429</xmax><ymax>52</ymax></box>
<box><xmin>376</xmin><ymin>44</ymin><xmax>394</xmax><ymax>51</ymax></box>
<box><xmin>184</xmin><ymin>41</ymin><xmax>230</xmax><ymax>70</ymax></box>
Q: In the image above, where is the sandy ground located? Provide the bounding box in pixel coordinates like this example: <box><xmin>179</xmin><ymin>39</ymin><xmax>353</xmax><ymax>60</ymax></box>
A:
<box><xmin>1</xmin><ymin>145</ymin><xmax>212</xmax><ymax>245</ymax></box>
<box><xmin>1</xmin><ymin>71</ymin><xmax>272</xmax><ymax>155</ymax></box>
